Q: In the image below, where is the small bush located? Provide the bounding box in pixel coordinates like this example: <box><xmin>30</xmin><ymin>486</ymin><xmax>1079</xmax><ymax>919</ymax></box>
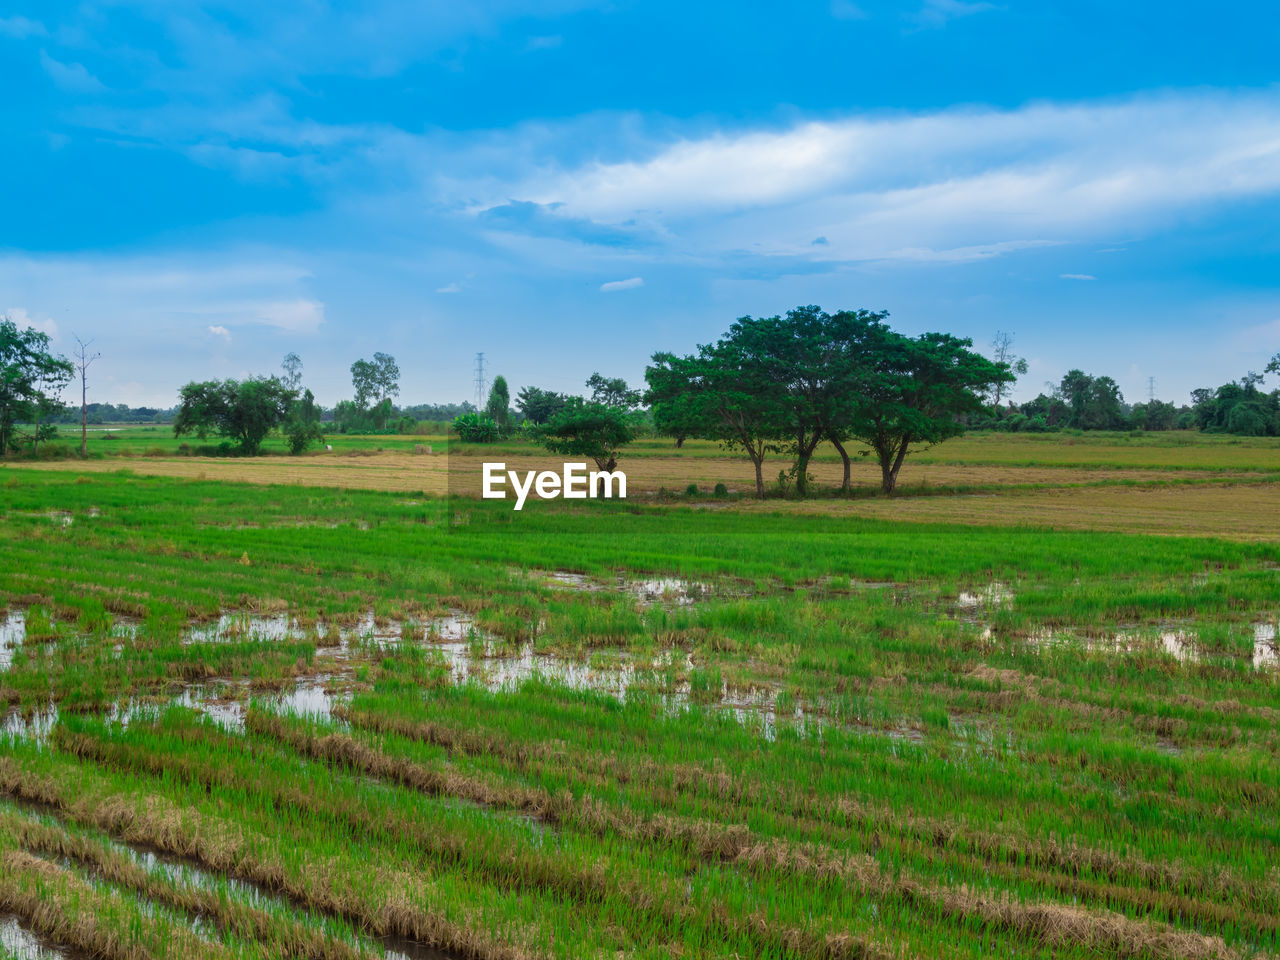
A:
<box><xmin>713</xmin><ymin>482</ymin><xmax>728</xmax><ymax>497</ymax></box>
<box><xmin>452</xmin><ymin>413</ymin><xmax>500</xmax><ymax>443</ymax></box>
<box><xmin>685</xmin><ymin>483</ymin><xmax>699</xmax><ymax>496</ymax></box>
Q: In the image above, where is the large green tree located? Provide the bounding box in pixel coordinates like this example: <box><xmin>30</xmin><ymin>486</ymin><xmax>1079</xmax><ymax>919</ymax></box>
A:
<box><xmin>646</xmin><ymin>342</ymin><xmax>784</xmax><ymax>498</ymax></box>
<box><xmin>350</xmin><ymin>359</ymin><xmax>378</xmax><ymax>410</ymax></box>
<box><xmin>710</xmin><ymin>306</ymin><xmax>893</xmax><ymax>495</ymax></box>
<box><xmin>372</xmin><ymin>352</ymin><xmax>400</xmax><ymax>403</ymax></box>
<box><xmin>173</xmin><ymin>377</ymin><xmax>296</xmax><ymax>455</ymax></box>
<box><xmin>348</xmin><ymin>353</ymin><xmax>400</xmax><ymax>430</ymax></box>
<box><xmin>0</xmin><ymin>317</ymin><xmax>73</xmax><ymax>455</ymax></box>
<box><xmin>713</xmin><ymin>309</ymin><xmax>829</xmax><ymax>495</ymax></box>
<box><xmin>1057</xmin><ymin>370</ymin><xmax>1126</xmax><ymax>430</ymax></box>
<box><xmin>650</xmin><ymin>306</ymin><xmax>1006</xmax><ymax>497</ymax></box>
<box><xmin>845</xmin><ymin>329</ymin><xmax>1010</xmax><ymax>494</ymax></box>
<box><xmin>536</xmin><ymin>398</ymin><xmax>634</xmax><ymax>475</ymax></box>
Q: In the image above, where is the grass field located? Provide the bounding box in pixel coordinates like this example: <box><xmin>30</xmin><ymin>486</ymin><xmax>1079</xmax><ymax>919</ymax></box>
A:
<box><xmin>1</xmin><ymin>432</ymin><xmax>1278</xmax><ymax>959</ymax></box>
<box><xmin>16</xmin><ymin>428</ymin><xmax>1280</xmax><ymax>540</ymax></box>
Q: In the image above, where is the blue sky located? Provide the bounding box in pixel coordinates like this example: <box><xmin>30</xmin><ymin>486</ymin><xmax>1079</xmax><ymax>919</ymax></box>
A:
<box><xmin>3</xmin><ymin>1</ymin><xmax>1279</xmax><ymax>408</ymax></box>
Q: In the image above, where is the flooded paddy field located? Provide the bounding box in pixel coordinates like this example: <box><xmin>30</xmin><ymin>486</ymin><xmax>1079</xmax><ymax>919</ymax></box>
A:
<box><xmin>1</xmin><ymin>468</ymin><xmax>1279</xmax><ymax>959</ymax></box>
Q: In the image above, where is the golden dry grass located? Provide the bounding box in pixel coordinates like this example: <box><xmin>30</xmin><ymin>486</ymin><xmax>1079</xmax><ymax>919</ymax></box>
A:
<box><xmin>0</xmin><ymin>452</ymin><xmax>1238</xmax><ymax>494</ymax></box>
<box><xmin>751</xmin><ymin>482</ymin><xmax>1280</xmax><ymax>540</ymax></box>
<box><xmin>6</xmin><ymin>452</ymin><xmax>1278</xmax><ymax>539</ymax></box>
<box><xmin>4</xmin><ymin>453</ymin><xmax>453</xmax><ymax>493</ymax></box>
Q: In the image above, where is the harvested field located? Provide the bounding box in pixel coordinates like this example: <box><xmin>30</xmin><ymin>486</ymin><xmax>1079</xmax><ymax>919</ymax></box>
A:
<box><xmin>1</xmin><ymin>450</ymin><xmax>1262</xmax><ymax>495</ymax></box>
<box><xmin>757</xmin><ymin>480</ymin><xmax>1280</xmax><ymax>540</ymax></box>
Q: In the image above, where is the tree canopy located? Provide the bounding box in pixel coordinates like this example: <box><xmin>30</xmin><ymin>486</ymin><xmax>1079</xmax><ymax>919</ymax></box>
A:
<box><xmin>485</xmin><ymin>375</ymin><xmax>511</xmax><ymax>431</ymax></box>
<box><xmin>173</xmin><ymin>377</ymin><xmax>296</xmax><ymax>455</ymax></box>
<box><xmin>586</xmin><ymin>372</ymin><xmax>641</xmax><ymax>409</ymax></box>
<box><xmin>647</xmin><ymin>306</ymin><xmax>1009</xmax><ymax>495</ymax></box>
<box><xmin>344</xmin><ymin>352</ymin><xmax>402</xmax><ymax>431</ymax></box>
<box><xmin>280</xmin><ymin>352</ymin><xmax>303</xmax><ymax>391</ymax></box>
<box><xmin>845</xmin><ymin>329</ymin><xmax>1008</xmax><ymax>493</ymax></box>
<box><xmin>647</xmin><ymin>340</ymin><xmax>786</xmax><ymax>497</ymax></box>
<box><xmin>285</xmin><ymin>388</ymin><xmax>326</xmax><ymax>454</ymax></box>
<box><xmin>1191</xmin><ymin>375</ymin><xmax>1280</xmax><ymax>436</ymax></box>
<box><xmin>515</xmin><ymin>386</ymin><xmax>568</xmax><ymax>425</ymax></box>
<box><xmin>0</xmin><ymin>317</ymin><xmax>73</xmax><ymax>455</ymax></box>
<box><xmin>535</xmin><ymin>398</ymin><xmax>635</xmax><ymax>474</ymax></box>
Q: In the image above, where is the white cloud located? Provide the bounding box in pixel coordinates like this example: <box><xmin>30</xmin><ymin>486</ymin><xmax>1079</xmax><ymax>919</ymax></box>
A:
<box><xmin>208</xmin><ymin>325</ymin><xmax>231</xmax><ymax>341</ymax></box>
<box><xmin>0</xmin><ymin>16</ymin><xmax>45</xmax><ymax>38</ymax></box>
<box><xmin>0</xmin><ymin>253</ymin><xmax>324</xmax><ymax>338</ymax></box>
<box><xmin>39</xmin><ymin>51</ymin><xmax>105</xmax><ymax>93</ymax></box>
<box><xmin>884</xmin><ymin>240</ymin><xmax>1059</xmax><ymax>263</ymax></box>
<box><xmin>5</xmin><ymin>307</ymin><xmax>57</xmax><ymax>340</ymax></box>
<box><xmin>600</xmin><ymin>276</ymin><xmax>644</xmax><ymax>292</ymax></box>
<box><xmin>1060</xmin><ymin>273</ymin><xmax>1096</xmax><ymax>280</ymax></box>
<box><xmin>435</xmin><ymin>282</ymin><xmax>462</xmax><ymax>294</ymax></box>
<box><xmin>247</xmin><ymin>299</ymin><xmax>325</xmax><ymax>333</ymax></box>
<box><xmin>482</xmin><ymin>91</ymin><xmax>1280</xmax><ymax>265</ymax></box>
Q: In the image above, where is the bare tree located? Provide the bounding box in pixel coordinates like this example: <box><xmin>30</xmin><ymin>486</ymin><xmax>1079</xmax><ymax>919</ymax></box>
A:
<box><xmin>73</xmin><ymin>335</ymin><xmax>101</xmax><ymax>457</ymax></box>
<box><xmin>989</xmin><ymin>331</ymin><xmax>1028</xmax><ymax>413</ymax></box>
<box><xmin>281</xmin><ymin>352</ymin><xmax>303</xmax><ymax>390</ymax></box>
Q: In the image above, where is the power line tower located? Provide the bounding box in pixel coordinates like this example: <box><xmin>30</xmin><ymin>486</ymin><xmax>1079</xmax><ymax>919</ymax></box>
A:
<box><xmin>1148</xmin><ymin>376</ymin><xmax>1156</xmax><ymax>402</ymax></box>
<box><xmin>473</xmin><ymin>352</ymin><xmax>487</xmax><ymax>410</ymax></box>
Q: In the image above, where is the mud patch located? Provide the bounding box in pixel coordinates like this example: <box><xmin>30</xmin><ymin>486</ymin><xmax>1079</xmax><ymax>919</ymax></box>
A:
<box><xmin>0</xmin><ymin>915</ymin><xmax>80</xmax><ymax>960</ymax></box>
<box><xmin>956</xmin><ymin>582</ymin><xmax>1014</xmax><ymax>610</ymax></box>
<box><xmin>541</xmin><ymin>571</ymin><xmax>718</xmax><ymax>606</ymax></box>
<box><xmin>186</xmin><ymin>613</ymin><xmax>299</xmax><ymax>644</ymax></box>
<box><xmin>0</xmin><ymin>611</ymin><xmax>25</xmax><ymax>672</ymax></box>
<box><xmin>1019</xmin><ymin>621</ymin><xmax>1280</xmax><ymax>670</ymax></box>
<box><xmin>1255</xmin><ymin>622</ymin><xmax>1278</xmax><ymax>670</ymax></box>
<box><xmin>2</xmin><ymin>706</ymin><xmax>59</xmax><ymax>744</ymax></box>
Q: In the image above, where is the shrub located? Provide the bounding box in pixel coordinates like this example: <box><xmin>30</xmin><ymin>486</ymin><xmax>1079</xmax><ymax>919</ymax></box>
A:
<box><xmin>714</xmin><ymin>482</ymin><xmax>728</xmax><ymax>497</ymax></box>
<box><xmin>685</xmin><ymin>483</ymin><xmax>699</xmax><ymax>496</ymax></box>
<box><xmin>452</xmin><ymin>413</ymin><xmax>500</xmax><ymax>443</ymax></box>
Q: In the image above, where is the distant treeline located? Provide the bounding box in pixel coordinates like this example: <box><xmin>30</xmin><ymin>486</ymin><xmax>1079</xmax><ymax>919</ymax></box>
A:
<box><xmin>45</xmin><ymin>400</ymin><xmax>478</xmax><ymax>428</ymax></box>
<box><xmin>48</xmin><ymin>402</ymin><xmax>177</xmax><ymax>425</ymax></box>
<box><xmin>976</xmin><ymin>364</ymin><xmax>1280</xmax><ymax>436</ymax></box>
<box><xmin>5</xmin><ymin>309</ymin><xmax>1280</xmax><ymax>463</ymax></box>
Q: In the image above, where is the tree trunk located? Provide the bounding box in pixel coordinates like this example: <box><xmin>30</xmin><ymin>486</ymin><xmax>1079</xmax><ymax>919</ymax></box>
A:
<box><xmin>751</xmin><ymin>456</ymin><xmax>765</xmax><ymax>498</ymax></box>
<box><xmin>81</xmin><ymin>372</ymin><xmax>88</xmax><ymax>457</ymax></box>
<box><xmin>830</xmin><ymin>437</ymin><xmax>851</xmax><ymax>493</ymax></box>
<box><xmin>879</xmin><ymin>441</ymin><xmax>909</xmax><ymax>495</ymax></box>
<box><xmin>591</xmin><ymin>455</ymin><xmax>618</xmax><ymax>495</ymax></box>
<box><xmin>795</xmin><ymin>453</ymin><xmax>811</xmax><ymax>496</ymax></box>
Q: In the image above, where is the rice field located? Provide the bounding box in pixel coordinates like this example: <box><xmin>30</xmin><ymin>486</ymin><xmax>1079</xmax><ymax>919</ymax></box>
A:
<box><xmin>1</xmin><ymin>439</ymin><xmax>1278</xmax><ymax>959</ymax></box>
